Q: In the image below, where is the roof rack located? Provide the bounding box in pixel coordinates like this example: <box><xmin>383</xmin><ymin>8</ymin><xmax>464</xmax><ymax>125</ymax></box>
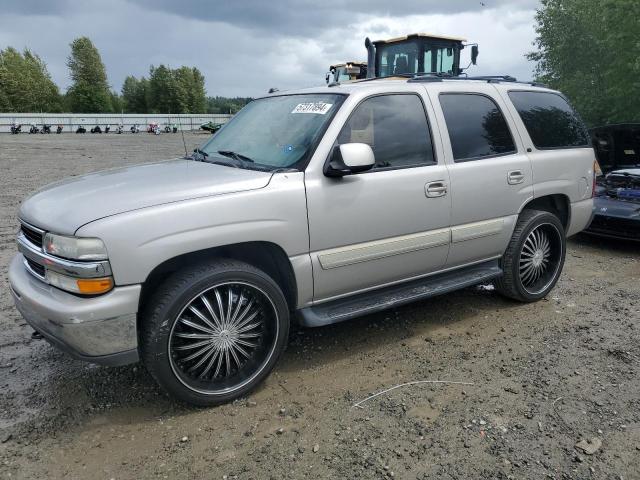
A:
<box><xmin>352</xmin><ymin>73</ymin><xmax>414</xmax><ymax>83</ymax></box>
<box><xmin>407</xmin><ymin>73</ymin><xmax>547</xmax><ymax>87</ymax></box>
<box><xmin>408</xmin><ymin>74</ymin><xmax>516</xmax><ymax>83</ymax></box>
<box><xmin>348</xmin><ymin>72</ymin><xmax>548</xmax><ymax>88</ymax></box>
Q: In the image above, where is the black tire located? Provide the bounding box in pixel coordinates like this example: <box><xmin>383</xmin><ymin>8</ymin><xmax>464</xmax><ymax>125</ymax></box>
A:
<box><xmin>495</xmin><ymin>209</ymin><xmax>566</xmax><ymax>302</ymax></box>
<box><xmin>140</xmin><ymin>259</ymin><xmax>290</xmax><ymax>406</ymax></box>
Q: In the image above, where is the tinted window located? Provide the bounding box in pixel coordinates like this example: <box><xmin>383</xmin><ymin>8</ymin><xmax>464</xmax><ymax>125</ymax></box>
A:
<box><xmin>440</xmin><ymin>93</ymin><xmax>516</xmax><ymax>162</ymax></box>
<box><xmin>337</xmin><ymin>94</ymin><xmax>435</xmax><ymax>169</ymax></box>
<box><xmin>508</xmin><ymin>91</ymin><xmax>590</xmax><ymax>149</ymax></box>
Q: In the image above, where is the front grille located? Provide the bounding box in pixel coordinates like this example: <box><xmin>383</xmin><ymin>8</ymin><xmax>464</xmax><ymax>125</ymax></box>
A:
<box><xmin>25</xmin><ymin>257</ymin><xmax>46</xmax><ymax>278</ymax></box>
<box><xmin>20</xmin><ymin>223</ymin><xmax>43</xmax><ymax>248</ymax></box>
<box><xmin>587</xmin><ymin>215</ymin><xmax>640</xmax><ymax>240</ymax></box>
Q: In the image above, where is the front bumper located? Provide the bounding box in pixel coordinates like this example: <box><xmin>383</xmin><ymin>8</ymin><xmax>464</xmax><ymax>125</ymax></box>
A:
<box><xmin>585</xmin><ymin>214</ymin><xmax>640</xmax><ymax>241</ymax></box>
<box><xmin>8</xmin><ymin>254</ymin><xmax>141</xmax><ymax>366</ymax></box>
<box><xmin>584</xmin><ymin>197</ymin><xmax>640</xmax><ymax>241</ymax></box>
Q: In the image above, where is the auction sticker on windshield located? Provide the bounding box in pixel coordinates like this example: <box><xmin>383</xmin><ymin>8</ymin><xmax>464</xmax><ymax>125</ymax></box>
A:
<box><xmin>291</xmin><ymin>102</ymin><xmax>333</xmax><ymax>114</ymax></box>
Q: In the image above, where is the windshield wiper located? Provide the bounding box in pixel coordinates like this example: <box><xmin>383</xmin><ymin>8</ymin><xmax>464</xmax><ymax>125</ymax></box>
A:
<box><xmin>216</xmin><ymin>150</ymin><xmax>255</xmax><ymax>168</ymax></box>
<box><xmin>190</xmin><ymin>148</ymin><xmax>209</xmax><ymax>161</ymax></box>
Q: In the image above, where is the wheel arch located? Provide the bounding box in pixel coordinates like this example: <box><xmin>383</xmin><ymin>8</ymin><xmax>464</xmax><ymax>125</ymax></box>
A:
<box><xmin>138</xmin><ymin>241</ymin><xmax>298</xmax><ymax>328</ymax></box>
<box><xmin>520</xmin><ymin>194</ymin><xmax>570</xmax><ymax>231</ymax></box>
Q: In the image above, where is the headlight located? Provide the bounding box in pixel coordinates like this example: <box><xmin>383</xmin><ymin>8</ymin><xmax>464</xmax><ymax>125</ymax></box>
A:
<box><xmin>43</xmin><ymin>233</ymin><xmax>108</xmax><ymax>261</ymax></box>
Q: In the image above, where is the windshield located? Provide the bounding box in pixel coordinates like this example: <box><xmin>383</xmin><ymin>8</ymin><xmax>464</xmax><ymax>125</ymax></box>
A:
<box><xmin>376</xmin><ymin>40</ymin><xmax>459</xmax><ymax>76</ymax></box>
<box><xmin>199</xmin><ymin>93</ymin><xmax>345</xmax><ymax>170</ymax></box>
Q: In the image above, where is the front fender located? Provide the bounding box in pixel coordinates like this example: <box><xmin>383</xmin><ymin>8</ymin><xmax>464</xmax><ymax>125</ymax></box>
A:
<box><xmin>76</xmin><ymin>173</ymin><xmax>309</xmax><ymax>286</ymax></box>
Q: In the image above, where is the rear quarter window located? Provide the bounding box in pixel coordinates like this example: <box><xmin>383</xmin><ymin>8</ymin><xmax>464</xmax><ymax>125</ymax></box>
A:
<box><xmin>508</xmin><ymin>91</ymin><xmax>590</xmax><ymax>149</ymax></box>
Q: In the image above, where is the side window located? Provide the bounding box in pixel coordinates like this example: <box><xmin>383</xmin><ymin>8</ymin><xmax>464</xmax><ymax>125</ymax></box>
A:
<box><xmin>508</xmin><ymin>91</ymin><xmax>590</xmax><ymax>149</ymax></box>
<box><xmin>440</xmin><ymin>93</ymin><xmax>516</xmax><ymax>162</ymax></box>
<box><xmin>337</xmin><ymin>94</ymin><xmax>436</xmax><ymax>169</ymax></box>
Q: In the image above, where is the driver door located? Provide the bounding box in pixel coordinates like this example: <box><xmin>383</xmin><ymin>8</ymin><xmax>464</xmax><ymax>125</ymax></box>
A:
<box><xmin>304</xmin><ymin>92</ymin><xmax>452</xmax><ymax>302</ymax></box>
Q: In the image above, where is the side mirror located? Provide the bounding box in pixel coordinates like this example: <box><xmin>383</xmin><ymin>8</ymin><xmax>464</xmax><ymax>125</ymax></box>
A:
<box><xmin>324</xmin><ymin>143</ymin><xmax>375</xmax><ymax>177</ymax></box>
<box><xmin>471</xmin><ymin>45</ymin><xmax>479</xmax><ymax>65</ymax></box>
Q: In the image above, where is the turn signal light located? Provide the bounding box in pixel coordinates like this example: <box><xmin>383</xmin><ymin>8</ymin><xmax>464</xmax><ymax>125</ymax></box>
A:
<box><xmin>46</xmin><ymin>269</ymin><xmax>114</xmax><ymax>295</ymax></box>
<box><xmin>76</xmin><ymin>277</ymin><xmax>114</xmax><ymax>295</ymax></box>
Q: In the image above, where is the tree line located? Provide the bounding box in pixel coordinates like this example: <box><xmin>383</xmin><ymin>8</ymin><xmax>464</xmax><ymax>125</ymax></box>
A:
<box><xmin>528</xmin><ymin>0</ymin><xmax>640</xmax><ymax>127</ymax></box>
<box><xmin>0</xmin><ymin>36</ymin><xmax>251</xmax><ymax>114</ymax></box>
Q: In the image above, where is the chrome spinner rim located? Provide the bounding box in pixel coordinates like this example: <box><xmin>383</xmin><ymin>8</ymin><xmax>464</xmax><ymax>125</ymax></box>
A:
<box><xmin>168</xmin><ymin>281</ymin><xmax>279</xmax><ymax>395</ymax></box>
<box><xmin>518</xmin><ymin>222</ymin><xmax>563</xmax><ymax>295</ymax></box>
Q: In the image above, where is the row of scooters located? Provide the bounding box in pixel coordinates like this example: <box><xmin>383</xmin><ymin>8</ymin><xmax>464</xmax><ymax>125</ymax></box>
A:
<box><xmin>9</xmin><ymin>122</ymin><xmax>179</xmax><ymax>135</ymax></box>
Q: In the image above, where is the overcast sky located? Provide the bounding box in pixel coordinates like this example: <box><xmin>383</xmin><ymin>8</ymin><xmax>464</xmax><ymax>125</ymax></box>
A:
<box><xmin>0</xmin><ymin>0</ymin><xmax>541</xmax><ymax>98</ymax></box>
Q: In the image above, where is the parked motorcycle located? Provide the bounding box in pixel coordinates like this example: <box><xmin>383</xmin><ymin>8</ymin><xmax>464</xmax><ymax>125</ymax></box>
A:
<box><xmin>10</xmin><ymin>123</ymin><xmax>22</xmax><ymax>134</ymax></box>
<box><xmin>172</xmin><ymin>124</ymin><xmax>178</xmax><ymax>133</ymax></box>
<box><xmin>90</xmin><ymin>125</ymin><xmax>102</xmax><ymax>134</ymax></box>
<box><xmin>164</xmin><ymin>123</ymin><xmax>172</xmax><ymax>133</ymax></box>
<box><xmin>76</xmin><ymin>125</ymin><xmax>87</xmax><ymax>134</ymax></box>
<box><xmin>56</xmin><ymin>124</ymin><xmax>63</xmax><ymax>134</ymax></box>
<box><xmin>29</xmin><ymin>124</ymin><xmax>40</xmax><ymax>134</ymax></box>
<box><xmin>104</xmin><ymin>125</ymin><xmax>111</xmax><ymax>134</ymax></box>
<box><xmin>130</xmin><ymin>124</ymin><xmax>140</xmax><ymax>133</ymax></box>
<box><xmin>41</xmin><ymin>124</ymin><xmax>51</xmax><ymax>134</ymax></box>
<box><xmin>147</xmin><ymin>122</ymin><xmax>160</xmax><ymax>134</ymax></box>
<box><xmin>115</xmin><ymin>124</ymin><xmax>124</xmax><ymax>134</ymax></box>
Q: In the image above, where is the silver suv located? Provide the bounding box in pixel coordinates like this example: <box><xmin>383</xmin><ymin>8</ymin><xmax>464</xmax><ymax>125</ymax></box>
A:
<box><xmin>9</xmin><ymin>78</ymin><xmax>596</xmax><ymax>405</ymax></box>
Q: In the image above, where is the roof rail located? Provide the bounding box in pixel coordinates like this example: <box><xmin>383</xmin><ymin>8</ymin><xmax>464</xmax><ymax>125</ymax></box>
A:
<box><xmin>350</xmin><ymin>72</ymin><xmax>547</xmax><ymax>87</ymax></box>
<box><xmin>407</xmin><ymin>74</ymin><xmax>546</xmax><ymax>87</ymax></box>
<box><xmin>468</xmin><ymin>75</ymin><xmax>517</xmax><ymax>82</ymax></box>
<box><xmin>408</xmin><ymin>74</ymin><xmax>517</xmax><ymax>83</ymax></box>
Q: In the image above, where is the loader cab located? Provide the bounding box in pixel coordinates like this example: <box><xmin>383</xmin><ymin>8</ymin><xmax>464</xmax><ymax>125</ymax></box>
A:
<box><xmin>326</xmin><ymin>62</ymin><xmax>368</xmax><ymax>84</ymax></box>
<box><xmin>366</xmin><ymin>33</ymin><xmax>475</xmax><ymax>78</ymax></box>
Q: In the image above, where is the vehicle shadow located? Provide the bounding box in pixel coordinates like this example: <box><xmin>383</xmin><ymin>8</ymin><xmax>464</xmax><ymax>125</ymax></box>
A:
<box><xmin>20</xmin><ymin>282</ymin><xmax>517</xmax><ymax>431</ymax></box>
<box><xmin>22</xmin><ymin>233</ymin><xmax>631</xmax><ymax>427</ymax></box>
<box><xmin>570</xmin><ymin>232</ymin><xmax>639</xmax><ymax>255</ymax></box>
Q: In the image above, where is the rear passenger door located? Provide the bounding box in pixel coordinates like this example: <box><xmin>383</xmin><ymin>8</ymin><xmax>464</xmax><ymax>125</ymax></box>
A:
<box><xmin>426</xmin><ymin>83</ymin><xmax>533</xmax><ymax>267</ymax></box>
<box><xmin>498</xmin><ymin>89</ymin><xmax>595</xmax><ymax>230</ymax></box>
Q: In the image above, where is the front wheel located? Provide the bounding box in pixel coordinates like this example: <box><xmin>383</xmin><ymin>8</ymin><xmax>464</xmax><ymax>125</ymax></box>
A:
<box><xmin>141</xmin><ymin>259</ymin><xmax>290</xmax><ymax>406</ymax></box>
<box><xmin>495</xmin><ymin>209</ymin><xmax>566</xmax><ymax>302</ymax></box>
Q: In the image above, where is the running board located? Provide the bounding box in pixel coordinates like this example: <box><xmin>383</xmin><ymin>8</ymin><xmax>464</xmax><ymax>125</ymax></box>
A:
<box><xmin>298</xmin><ymin>260</ymin><xmax>502</xmax><ymax>327</ymax></box>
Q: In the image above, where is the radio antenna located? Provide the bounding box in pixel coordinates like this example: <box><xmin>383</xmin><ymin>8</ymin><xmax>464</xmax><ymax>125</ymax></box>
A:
<box><xmin>177</xmin><ymin>114</ymin><xmax>188</xmax><ymax>158</ymax></box>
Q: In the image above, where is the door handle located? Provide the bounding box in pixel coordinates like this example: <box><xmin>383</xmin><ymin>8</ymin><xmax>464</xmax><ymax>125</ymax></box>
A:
<box><xmin>425</xmin><ymin>181</ymin><xmax>447</xmax><ymax>198</ymax></box>
<box><xmin>507</xmin><ymin>170</ymin><xmax>525</xmax><ymax>185</ymax></box>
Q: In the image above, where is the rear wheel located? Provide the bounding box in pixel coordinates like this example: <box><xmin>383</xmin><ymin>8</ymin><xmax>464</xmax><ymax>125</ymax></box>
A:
<box><xmin>141</xmin><ymin>259</ymin><xmax>289</xmax><ymax>406</ymax></box>
<box><xmin>496</xmin><ymin>209</ymin><xmax>566</xmax><ymax>302</ymax></box>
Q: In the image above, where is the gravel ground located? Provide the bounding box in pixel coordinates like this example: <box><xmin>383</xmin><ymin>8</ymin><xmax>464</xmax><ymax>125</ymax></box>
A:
<box><xmin>0</xmin><ymin>133</ymin><xmax>639</xmax><ymax>480</ymax></box>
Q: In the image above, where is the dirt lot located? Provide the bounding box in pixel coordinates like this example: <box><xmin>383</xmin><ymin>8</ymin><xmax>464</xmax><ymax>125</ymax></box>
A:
<box><xmin>0</xmin><ymin>133</ymin><xmax>638</xmax><ymax>480</ymax></box>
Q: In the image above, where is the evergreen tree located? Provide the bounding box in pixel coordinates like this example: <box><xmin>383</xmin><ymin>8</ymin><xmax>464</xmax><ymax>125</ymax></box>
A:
<box><xmin>189</xmin><ymin>67</ymin><xmax>206</xmax><ymax>113</ymax></box>
<box><xmin>66</xmin><ymin>37</ymin><xmax>112</xmax><ymax>112</ymax></box>
<box><xmin>121</xmin><ymin>75</ymin><xmax>148</xmax><ymax>113</ymax></box>
<box><xmin>528</xmin><ymin>0</ymin><xmax>640</xmax><ymax>126</ymax></box>
<box><xmin>206</xmin><ymin>96</ymin><xmax>252</xmax><ymax>114</ymax></box>
<box><xmin>0</xmin><ymin>47</ymin><xmax>62</xmax><ymax>112</ymax></box>
<box><xmin>109</xmin><ymin>91</ymin><xmax>123</xmax><ymax>113</ymax></box>
<box><xmin>146</xmin><ymin>64</ymin><xmax>207</xmax><ymax>113</ymax></box>
<box><xmin>148</xmin><ymin>64</ymin><xmax>174</xmax><ymax>113</ymax></box>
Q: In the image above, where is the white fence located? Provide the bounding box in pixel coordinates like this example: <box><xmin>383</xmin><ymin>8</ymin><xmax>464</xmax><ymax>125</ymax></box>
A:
<box><xmin>0</xmin><ymin>113</ymin><xmax>233</xmax><ymax>133</ymax></box>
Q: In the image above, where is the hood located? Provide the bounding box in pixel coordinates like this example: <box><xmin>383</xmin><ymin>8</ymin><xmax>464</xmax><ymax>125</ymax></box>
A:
<box><xmin>19</xmin><ymin>159</ymin><xmax>272</xmax><ymax>235</ymax></box>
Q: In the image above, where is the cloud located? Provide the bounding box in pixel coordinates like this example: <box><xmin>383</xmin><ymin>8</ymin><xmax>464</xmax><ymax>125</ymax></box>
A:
<box><xmin>131</xmin><ymin>0</ymin><xmax>539</xmax><ymax>36</ymax></box>
<box><xmin>0</xmin><ymin>0</ymin><xmax>540</xmax><ymax>98</ymax></box>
